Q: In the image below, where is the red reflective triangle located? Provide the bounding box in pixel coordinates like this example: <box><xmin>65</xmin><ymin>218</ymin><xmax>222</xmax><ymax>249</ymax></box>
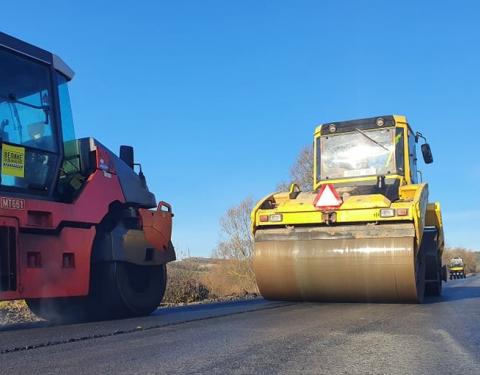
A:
<box><xmin>313</xmin><ymin>184</ymin><xmax>342</xmax><ymax>210</ymax></box>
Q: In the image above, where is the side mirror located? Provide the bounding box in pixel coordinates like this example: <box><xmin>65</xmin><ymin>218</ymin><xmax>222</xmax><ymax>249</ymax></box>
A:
<box><xmin>421</xmin><ymin>143</ymin><xmax>433</xmax><ymax>164</ymax></box>
<box><xmin>120</xmin><ymin>145</ymin><xmax>134</xmax><ymax>169</ymax></box>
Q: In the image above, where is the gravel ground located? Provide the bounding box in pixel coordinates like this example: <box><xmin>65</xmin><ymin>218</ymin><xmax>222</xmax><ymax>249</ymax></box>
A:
<box><xmin>0</xmin><ymin>301</ymin><xmax>38</xmax><ymax>325</ymax></box>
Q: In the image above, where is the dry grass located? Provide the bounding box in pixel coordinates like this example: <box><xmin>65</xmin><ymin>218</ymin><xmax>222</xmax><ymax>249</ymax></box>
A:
<box><xmin>163</xmin><ymin>258</ymin><xmax>211</xmax><ymax>304</ymax></box>
<box><xmin>202</xmin><ymin>259</ymin><xmax>258</xmax><ymax>297</ymax></box>
<box><xmin>0</xmin><ymin>300</ymin><xmax>38</xmax><ymax>325</ymax></box>
<box><xmin>164</xmin><ymin>257</ymin><xmax>258</xmax><ymax>304</ymax></box>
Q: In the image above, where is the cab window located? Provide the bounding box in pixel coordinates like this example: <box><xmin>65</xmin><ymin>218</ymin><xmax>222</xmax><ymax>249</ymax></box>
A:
<box><xmin>0</xmin><ymin>50</ymin><xmax>56</xmax><ymax>152</ymax></box>
<box><xmin>0</xmin><ymin>48</ymin><xmax>58</xmax><ymax>192</ymax></box>
<box><xmin>395</xmin><ymin>128</ymin><xmax>405</xmax><ymax>175</ymax></box>
<box><xmin>408</xmin><ymin>130</ymin><xmax>418</xmax><ymax>183</ymax></box>
<box><xmin>57</xmin><ymin>73</ymin><xmax>75</xmax><ymax>143</ymax></box>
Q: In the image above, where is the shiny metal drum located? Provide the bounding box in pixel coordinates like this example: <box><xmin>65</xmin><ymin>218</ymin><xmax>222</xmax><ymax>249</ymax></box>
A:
<box><xmin>253</xmin><ymin>223</ymin><xmax>424</xmax><ymax>303</ymax></box>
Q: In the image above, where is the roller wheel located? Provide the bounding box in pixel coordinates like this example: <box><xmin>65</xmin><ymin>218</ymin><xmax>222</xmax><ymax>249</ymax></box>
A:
<box><xmin>26</xmin><ymin>262</ymin><xmax>167</xmax><ymax>322</ymax></box>
<box><xmin>415</xmin><ymin>248</ymin><xmax>426</xmax><ymax>303</ymax></box>
<box><xmin>425</xmin><ymin>250</ymin><xmax>442</xmax><ymax>297</ymax></box>
<box><xmin>26</xmin><ymin>296</ymin><xmax>90</xmax><ymax>322</ymax></box>
<box><xmin>425</xmin><ymin>275</ymin><xmax>442</xmax><ymax>296</ymax></box>
<box><xmin>90</xmin><ymin>262</ymin><xmax>167</xmax><ymax>319</ymax></box>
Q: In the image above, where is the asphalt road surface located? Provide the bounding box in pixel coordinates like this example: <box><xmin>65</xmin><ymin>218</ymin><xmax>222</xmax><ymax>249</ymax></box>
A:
<box><xmin>1</xmin><ymin>276</ymin><xmax>480</xmax><ymax>374</ymax></box>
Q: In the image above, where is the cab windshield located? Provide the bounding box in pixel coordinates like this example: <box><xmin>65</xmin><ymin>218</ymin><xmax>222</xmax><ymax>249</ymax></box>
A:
<box><xmin>0</xmin><ymin>47</ymin><xmax>58</xmax><ymax>192</ymax></box>
<box><xmin>320</xmin><ymin>128</ymin><xmax>396</xmax><ymax>180</ymax></box>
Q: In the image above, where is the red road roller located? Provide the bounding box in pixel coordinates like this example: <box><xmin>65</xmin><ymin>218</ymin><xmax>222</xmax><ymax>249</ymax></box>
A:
<box><xmin>0</xmin><ymin>32</ymin><xmax>175</xmax><ymax>321</ymax></box>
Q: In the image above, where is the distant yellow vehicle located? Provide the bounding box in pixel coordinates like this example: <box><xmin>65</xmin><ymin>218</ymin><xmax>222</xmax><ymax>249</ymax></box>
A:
<box><xmin>448</xmin><ymin>257</ymin><xmax>466</xmax><ymax>279</ymax></box>
<box><xmin>251</xmin><ymin>115</ymin><xmax>446</xmax><ymax>303</ymax></box>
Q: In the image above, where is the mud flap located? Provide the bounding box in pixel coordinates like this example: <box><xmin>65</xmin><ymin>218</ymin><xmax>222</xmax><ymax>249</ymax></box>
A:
<box><xmin>139</xmin><ymin>201</ymin><xmax>175</xmax><ymax>262</ymax></box>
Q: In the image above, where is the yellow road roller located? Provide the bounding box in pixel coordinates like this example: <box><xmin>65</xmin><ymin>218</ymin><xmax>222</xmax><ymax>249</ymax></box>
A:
<box><xmin>251</xmin><ymin>115</ymin><xmax>446</xmax><ymax>303</ymax></box>
<box><xmin>448</xmin><ymin>257</ymin><xmax>466</xmax><ymax>279</ymax></box>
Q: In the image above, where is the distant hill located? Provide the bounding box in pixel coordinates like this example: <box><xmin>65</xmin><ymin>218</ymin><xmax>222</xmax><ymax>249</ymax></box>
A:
<box><xmin>169</xmin><ymin>257</ymin><xmax>230</xmax><ymax>271</ymax></box>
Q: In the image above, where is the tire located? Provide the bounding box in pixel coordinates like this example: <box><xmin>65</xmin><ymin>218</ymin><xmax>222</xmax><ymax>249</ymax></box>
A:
<box><xmin>415</xmin><ymin>248</ymin><xmax>426</xmax><ymax>303</ymax></box>
<box><xmin>26</xmin><ymin>262</ymin><xmax>167</xmax><ymax>322</ymax></box>
<box><xmin>26</xmin><ymin>297</ymin><xmax>90</xmax><ymax>322</ymax></box>
<box><xmin>90</xmin><ymin>262</ymin><xmax>167</xmax><ymax>319</ymax></box>
<box><xmin>425</xmin><ymin>277</ymin><xmax>442</xmax><ymax>296</ymax></box>
<box><xmin>425</xmin><ymin>251</ymin><xmax>442</xmax><ymax>297</ymax></box>
<box><xmin>419</xmin><ymin>228</ymin><xmax>445</xmax><ymax>300</ymax></box>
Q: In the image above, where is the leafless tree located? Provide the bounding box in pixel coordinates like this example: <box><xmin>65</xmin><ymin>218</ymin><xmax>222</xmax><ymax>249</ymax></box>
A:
<box><xmin>277</xmin><ymin>145</ymin><xmax>314</xmax><ymax>191</ymax></box>
<box><xmin>214</xmin><ymin>197</ymin><xmax>254</xmax><ymax>260</ymax></box>
<box><xmin>212</xmin><ymin>197</ymin><xmax>257</xmax><ymax>292</ymax></box>
<box><xmin>212</xmin><ymin>146</ymin><xmax>315</xmax><ymax>292</ymax></box>
<box><xmin>214</xmin><ymin>144</ymin><xmax>314</xmax><ymax>261</ymax></box>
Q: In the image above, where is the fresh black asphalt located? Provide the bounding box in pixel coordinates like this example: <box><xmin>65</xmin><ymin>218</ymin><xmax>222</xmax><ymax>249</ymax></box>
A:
<box><xmin>1</xmin><ymin>276</ymin><xmax>479</xmax><ymax>374</ymax></box>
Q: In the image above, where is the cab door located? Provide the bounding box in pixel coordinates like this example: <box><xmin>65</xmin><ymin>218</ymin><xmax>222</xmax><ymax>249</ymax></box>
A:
<box><xmin>408</xmin><ymin>129</ymin><xmax>418</xmax><ymax>184</ymax></box>
<box><xmin>0</xmin><ymin>47</ymin><xmax>60</xmax><ymax>195</ymax></box>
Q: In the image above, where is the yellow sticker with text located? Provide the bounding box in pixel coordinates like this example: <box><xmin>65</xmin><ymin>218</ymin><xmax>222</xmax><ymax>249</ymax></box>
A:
<box><xmin>2</xmin><ymin>144</ymin><xmax>25</xmax><ymax>178</ymax></box>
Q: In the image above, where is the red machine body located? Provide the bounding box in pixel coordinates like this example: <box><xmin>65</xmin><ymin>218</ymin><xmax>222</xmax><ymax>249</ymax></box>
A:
<box><xmin>0</xmin><ymin>32</ymin><xmax>175</xmax><ymax>321</ymax></box>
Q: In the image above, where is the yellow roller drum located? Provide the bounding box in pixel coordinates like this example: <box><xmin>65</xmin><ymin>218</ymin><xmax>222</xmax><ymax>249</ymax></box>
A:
<box><xmin>253</xmin><ymin>223</ymin><xmax>425</xmax><ymax>303</ymax></box>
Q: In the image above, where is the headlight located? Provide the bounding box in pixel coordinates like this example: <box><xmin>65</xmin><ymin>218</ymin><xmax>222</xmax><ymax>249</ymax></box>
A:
<box><xmin>269</xmin><ymin>214</ymin><xmax>283</xmax><ymax>222</ymax></box>
<box><xmin>380</xmin><ymin>209</ymin><xmax>395</xmax><ymax>218</ymax></box>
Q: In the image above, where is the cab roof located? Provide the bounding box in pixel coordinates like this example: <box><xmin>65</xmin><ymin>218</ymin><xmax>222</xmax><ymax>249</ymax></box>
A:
<box><xmin>0</xmin><ymin>31</ymin><xmax>74</xmax><ymax>81</ymax></box>
<box><xmin>314</xmin><ymin>115</ymin><xmax>409</xmax><ymax>135</ymax></box>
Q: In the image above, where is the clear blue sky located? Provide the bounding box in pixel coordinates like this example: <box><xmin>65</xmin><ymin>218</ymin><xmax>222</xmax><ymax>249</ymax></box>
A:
<box><xmin>3</xmin><ymin>1</ymin><xmax>479</xmax><ymax>255</ymax></box>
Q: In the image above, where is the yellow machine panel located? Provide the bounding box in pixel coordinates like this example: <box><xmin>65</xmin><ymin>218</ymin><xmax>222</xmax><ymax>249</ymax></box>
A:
<box><xmin>252</xmin><ymin>115</ymin><xmax>445</xmax><ymax>303</ymax></box>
